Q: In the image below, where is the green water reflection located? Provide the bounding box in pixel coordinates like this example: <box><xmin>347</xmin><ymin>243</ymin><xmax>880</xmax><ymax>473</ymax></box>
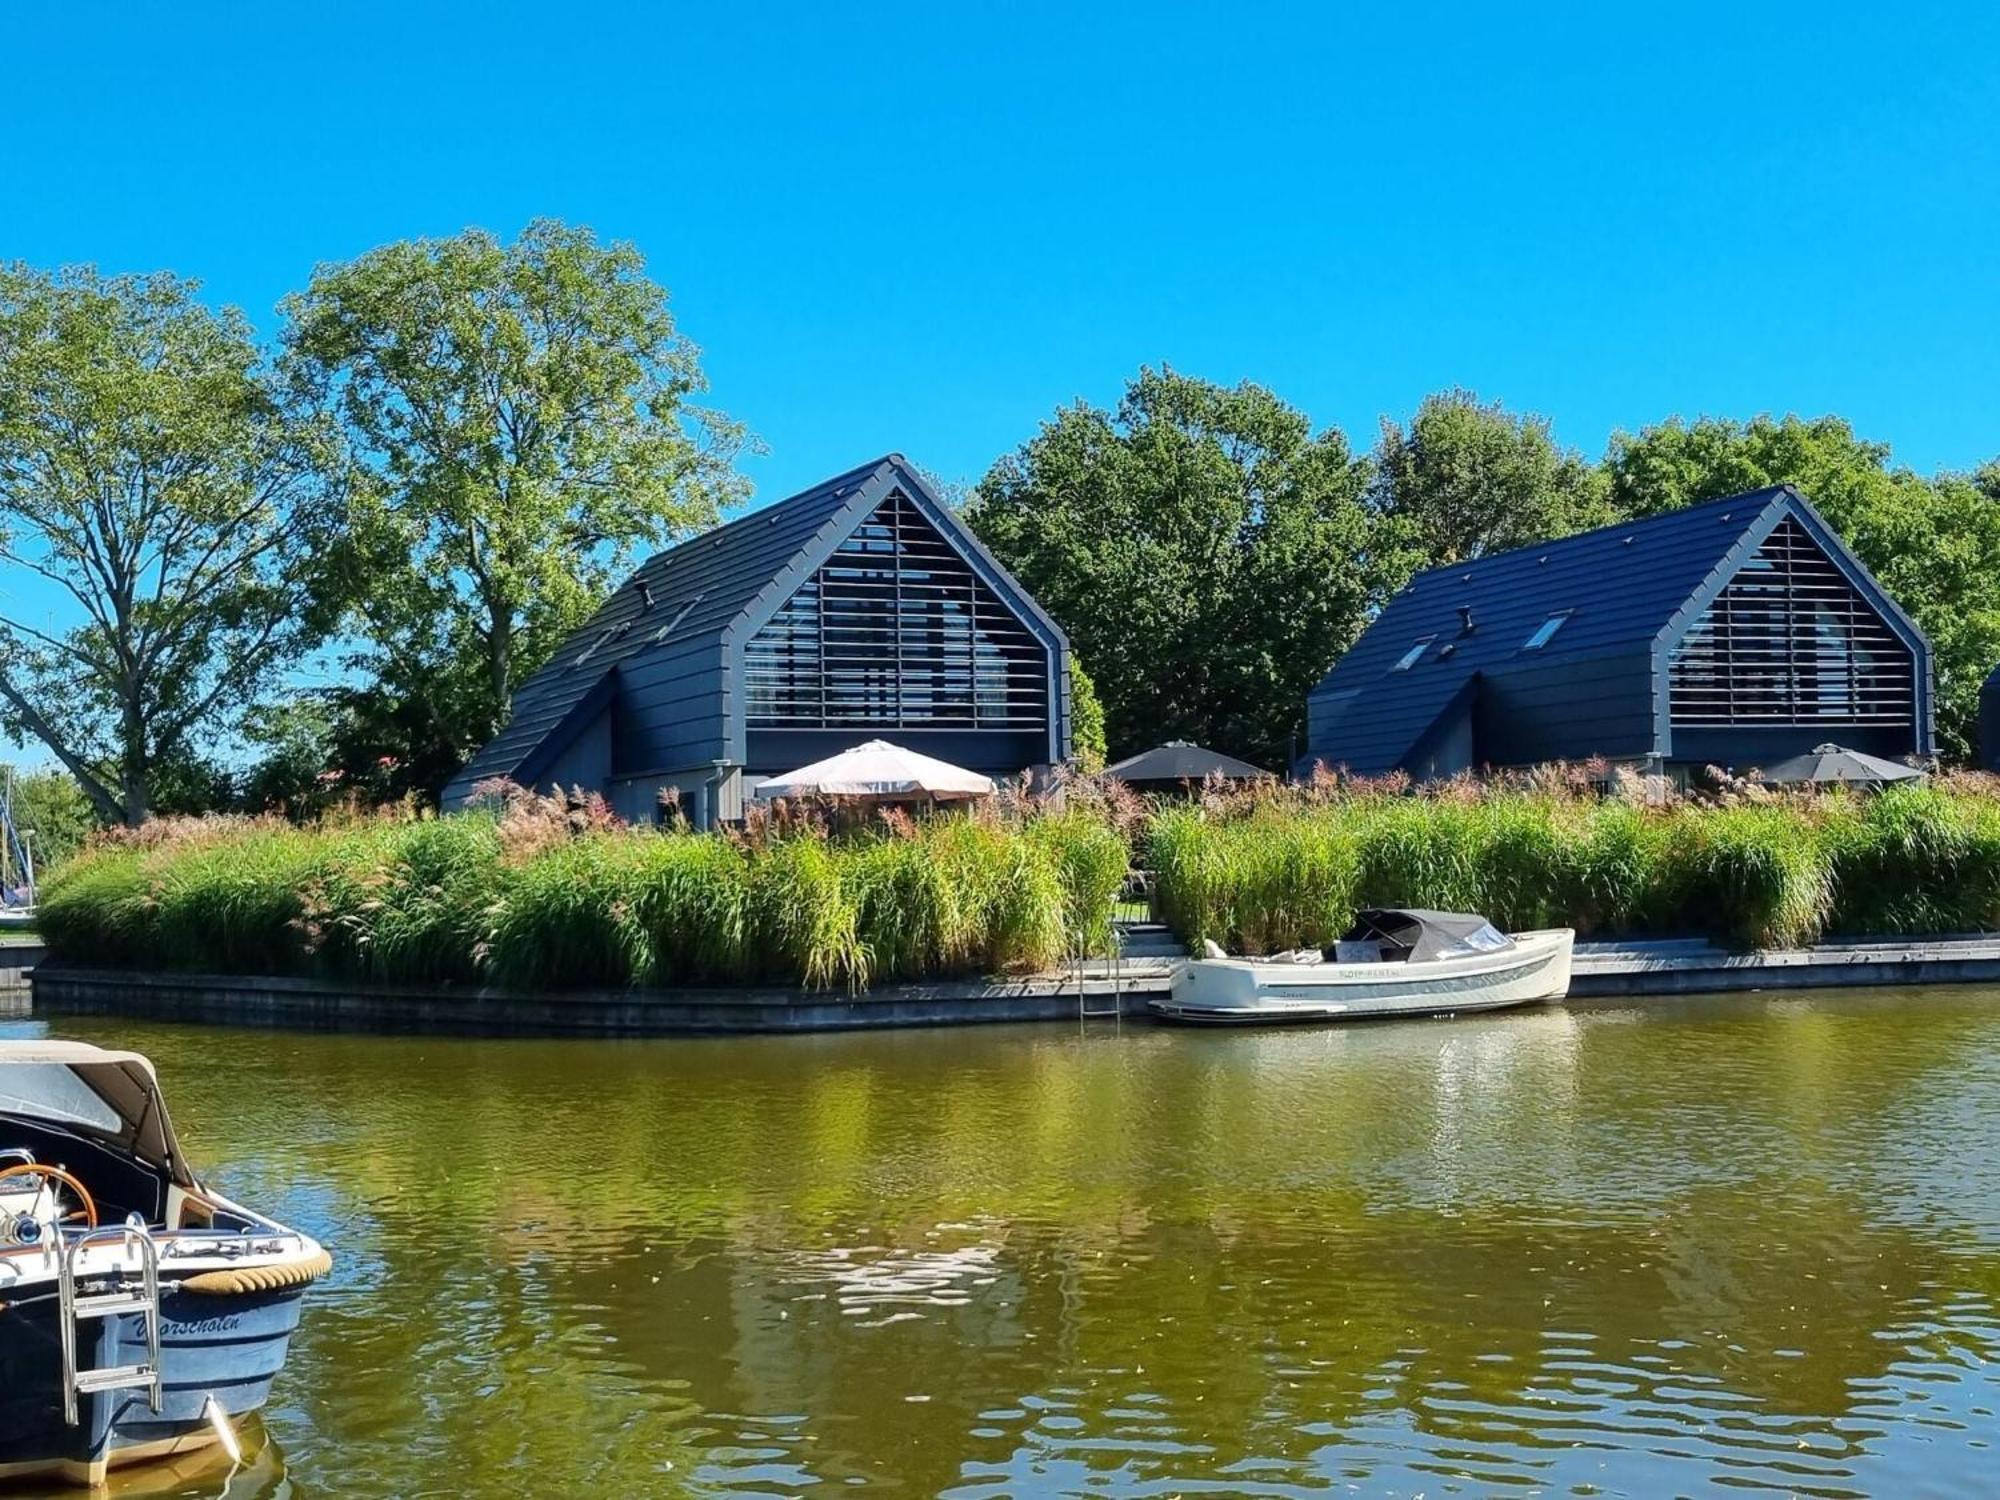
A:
<box><xmin>7</xmin><ymin>989</ymin><xmax>2000</xmax><ymax>1497</ymax></box>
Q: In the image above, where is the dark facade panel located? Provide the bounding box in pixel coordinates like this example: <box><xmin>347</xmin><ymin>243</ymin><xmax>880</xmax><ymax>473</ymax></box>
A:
<box><xmin>1476</xmin><ymin>652</ymin><xmax>1657</xmax><ymax>766</ymax></box>
<box><xmin>745</xmin><ymin>727</ymin><xmax>1049</xmax><ymax>778</ymax></box>
<box><xmin>1983</xmin><ymin>666</ymin><xmax>2000</xmax><ymax>772</ymax></box>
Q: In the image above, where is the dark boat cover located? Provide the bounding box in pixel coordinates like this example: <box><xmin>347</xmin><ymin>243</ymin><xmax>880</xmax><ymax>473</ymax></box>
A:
<box><xmin>1343</xmin><ymin>908</ymin><xmax>1515</xmax><ymax>963</ymax></box>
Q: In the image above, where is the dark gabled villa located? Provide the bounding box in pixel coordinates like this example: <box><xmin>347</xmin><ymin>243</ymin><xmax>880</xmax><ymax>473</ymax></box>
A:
<box><xmin>1302</xmin><ymin>486</ymin><xmax>1933</xmax><ymax>783</ymax></box>
<box><xmin>442</xmin><ymin>455</ymin><xmax>1073</xmax><ymax>826</ymax></box>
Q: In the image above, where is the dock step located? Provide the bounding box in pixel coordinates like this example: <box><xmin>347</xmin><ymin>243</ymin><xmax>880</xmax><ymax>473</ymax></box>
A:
<box><xmin>73</xmin><ymin>1363</ymin><xmax>159</xmax><ymax>1395</ymax></box>
<box><xmin>1113</xmin><ymin>922</ymin><xmax>1188</xmax><ymax>959</ymax></box>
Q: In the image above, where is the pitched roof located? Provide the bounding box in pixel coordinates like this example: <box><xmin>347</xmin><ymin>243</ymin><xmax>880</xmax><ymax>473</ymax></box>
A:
<box><xmin>1304</xmin><ymin>486</ymin><xmax>1823</xmax><ymax>772</ymax></box>
<box><xmin>443</xmin><ymin>455</ymin><xmax>1069</xmax><ymax>802</ymax></box>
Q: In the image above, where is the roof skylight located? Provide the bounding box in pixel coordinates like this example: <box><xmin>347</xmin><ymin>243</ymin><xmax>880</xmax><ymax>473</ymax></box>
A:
<box><xmin>1392</xmin><ymin>636</ymin><xmax>1435</xmax><ymax>671</ymax></box>
<box><xmin>1523</xmin><ymin>612</ymin><xmax>1570</xmax><ymax>650</ymax></box>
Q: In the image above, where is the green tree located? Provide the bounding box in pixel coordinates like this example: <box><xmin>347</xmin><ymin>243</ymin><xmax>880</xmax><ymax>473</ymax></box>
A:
<box><xmin>1369</xmin><ymin>388</ymin><xmax>1613</xmax><ymax>570</ymax></box>
<box><xmin>968</xmin><ymin>367</ymin><xmax>1374</xmax><ymax>767</ymax></box>
<box><xmin>281</xmin><ymin>220</ymin><xmax>751</xmax><ymax>782</ymax></box>
<box><xmin>0</xmin><ymin>264</ymin><xmax>342</xmax><ymax>824</ymax></box>
<box><xmin>0</xmin><ymin>764</ymin><xmax>99</xmax><ymax>876</ymax></box>
<box><xmin>1605</xmin><ymin>414</ymin><xmax>2000</xmax><ymax>759</ymax></box>
<box><xmin>1069</xmin><ymin>660</ymin><xmax>1107</xmax><ymax>773</ymax></box>
<box><xmin>238</xmin><ymin>683</ymin><xmax>467</xmax><ymax>814</ymax></box>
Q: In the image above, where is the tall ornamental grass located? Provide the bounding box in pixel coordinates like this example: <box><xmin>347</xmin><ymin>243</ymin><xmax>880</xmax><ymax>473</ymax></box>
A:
<box><xmin>39</xmin><ymin>803</ymin><xmax>1125</xmax><ymax>994</ymax></box>
<box><xmin>1145</xmin><ymin>781</ymin><xmax>2000</xmax><ymax>953</ymax></box>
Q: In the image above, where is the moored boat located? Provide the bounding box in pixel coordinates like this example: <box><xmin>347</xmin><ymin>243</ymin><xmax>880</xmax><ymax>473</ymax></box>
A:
<box><xmin>1151</xmin><ymin>908</ymin><xmax>1574</xmax><ymax>1025</ymax></box>
<box><xmin>0</xmin><ymin>1041</ymin><xmax>328</xmax><ymax>1488</ymax></box>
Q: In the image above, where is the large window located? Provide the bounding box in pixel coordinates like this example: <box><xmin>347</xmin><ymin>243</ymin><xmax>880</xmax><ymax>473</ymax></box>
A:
<box><xmin>745</xmin><ymin>491</ymin><xmax>1049</xmax><ymax>730</ymax></box>
<box><xmin>1668</xmin><ymin>519</ymin><xmax>1915</xmax><ymax>728</ymax></box>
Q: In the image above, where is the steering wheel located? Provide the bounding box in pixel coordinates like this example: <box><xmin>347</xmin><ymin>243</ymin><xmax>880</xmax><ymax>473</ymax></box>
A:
<box><xmin>0</xmin><ymin>1163</ymin><xmax>99</xmax><ymax>1229</ymax></box>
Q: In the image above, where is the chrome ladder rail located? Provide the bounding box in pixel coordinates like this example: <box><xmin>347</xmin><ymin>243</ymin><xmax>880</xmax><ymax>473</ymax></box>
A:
<box><xmin>58</xmin><ymin>1220</ymin><xmax>165</xmax><ymax>1426</ymax></box>
<box><xmin>1077</xmin><ymin>924</ymin><xmax>1124</xmax><ymax>1022</ymax></box>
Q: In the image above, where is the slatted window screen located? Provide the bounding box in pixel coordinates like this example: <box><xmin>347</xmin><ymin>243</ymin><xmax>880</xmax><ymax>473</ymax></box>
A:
<box><xmin>1668</xmin><ymin>519</ymin><xmax>1914</xmax><ymax>728</ymax></box>
<box><xmin>745</xmin><ymin>491</ymin><xmax>1049</xmax><ymax>730</ymax></box>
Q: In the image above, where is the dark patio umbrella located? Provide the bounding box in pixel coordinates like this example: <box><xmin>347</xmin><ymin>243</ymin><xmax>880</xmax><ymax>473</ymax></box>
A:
<box><xmin>1104</xmin><ymin>741</ymin><xmax>1270</xmax><ymax>786</ymax></box>
<box><xmin>1756</xmin><ymin>742</ymin><xmax>1925</xmax><ymax>787</ymax></box>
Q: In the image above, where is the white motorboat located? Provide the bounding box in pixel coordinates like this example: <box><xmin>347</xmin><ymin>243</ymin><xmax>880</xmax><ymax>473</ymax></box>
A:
<box><xmin>0</xmin><ymin>1041</ymin><xmax>330</xmax><ymax>1487</ymax></box>
<box><xmin>1151</xmin><ymin>908</ymin><xmax>1574</xmax><ymax>1025</ymax></box>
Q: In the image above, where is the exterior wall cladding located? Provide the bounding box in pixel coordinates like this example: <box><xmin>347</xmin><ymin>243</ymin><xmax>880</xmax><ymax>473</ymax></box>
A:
<box><xmin>440</xmin><ymin>456</ymin><xmax>1072</xmax><ymax>829</ymax></box>
<box><xmin>1302</xmin><ymin>486</ymin><xmax>1934</xmax><ymax>781</ymax></box>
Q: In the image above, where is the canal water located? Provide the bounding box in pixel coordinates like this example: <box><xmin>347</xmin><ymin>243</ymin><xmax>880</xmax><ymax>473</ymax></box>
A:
<box><xmin>7</xmin><ymin>988</ymin><xmax>2000</xmax><ymax>1498</ymax></box>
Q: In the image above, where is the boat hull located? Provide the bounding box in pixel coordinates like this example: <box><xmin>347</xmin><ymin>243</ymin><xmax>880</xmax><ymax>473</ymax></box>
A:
<box><xmin>1153</xmin><ymin>928</ymin><xmax>1575</xmax><ymax>1025</ymax></box>
<box><xmin>0</xmin><ymin>1278</ymin><xmax>306</xmax><ymax>1487</ymax></box>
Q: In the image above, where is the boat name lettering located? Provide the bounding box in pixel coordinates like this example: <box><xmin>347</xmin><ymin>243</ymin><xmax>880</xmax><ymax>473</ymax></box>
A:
<box><xmin>163</xmin><ymin>1314</ymin><xmax>242</xmax><ymax>1335</ymax></box>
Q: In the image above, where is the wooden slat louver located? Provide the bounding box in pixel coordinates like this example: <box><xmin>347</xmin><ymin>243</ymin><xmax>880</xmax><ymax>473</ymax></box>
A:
<box><xmin>744</xmin><ymin>490</ymin><xmax>1049</xmax><ymax>730</ymax></box>
<box><xmin>1669</xmin><ymin>519</ymin><xmax>1914</xmax><ymax>728</ymax></box>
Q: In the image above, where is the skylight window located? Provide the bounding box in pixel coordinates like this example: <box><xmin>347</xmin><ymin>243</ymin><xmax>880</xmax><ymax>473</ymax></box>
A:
<box><xmin>1523</xmin><ymin>612</ymin><xmax>1570</xmax><ymax>650</ymax></box>
<box><xmin>1392</xmin><ymin>636</ymin><xmax>1435</xmax><ymax>671</ymax></box>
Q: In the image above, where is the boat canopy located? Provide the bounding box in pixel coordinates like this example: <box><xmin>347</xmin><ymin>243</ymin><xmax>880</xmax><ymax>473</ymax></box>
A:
<box><xmin>1343</xmin><ymin>909</ymin><xmax>1515</xmax><ymax>963</ymax></box>
<box><xmin>0</xmin><ymin>1041</ymin><xmax>194</xmax><ymax>1188</ymax></box>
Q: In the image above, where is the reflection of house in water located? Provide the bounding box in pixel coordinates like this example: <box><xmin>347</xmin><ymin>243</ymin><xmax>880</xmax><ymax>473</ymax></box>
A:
<box><xmin>553</xmin><ymin>1223</ymin><xmax>1036</xmax><ymax>1492</ymax></box>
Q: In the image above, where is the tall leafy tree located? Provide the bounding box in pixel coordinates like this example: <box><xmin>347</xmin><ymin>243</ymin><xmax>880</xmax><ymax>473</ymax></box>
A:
<box><xmin>282</xmin><ymin>220</ymin><xmax>750</xmax><ymax>784</ymax></box>
<box><xmin>1605</xmin><ymin>414</ymin><xmax>2000</xmax><ymax>759</ymax></box>
<box><xmin>0</xmin><ymin>264</ymin><xmax>341</xmax><ymax>824</ymax></box>
<box><xmin>1370</xmin><ymin>388</ymin><xmax>1613</xmax><ymax>569</ymax></box>
<box><xmin>0</xmin><ymin>764</ymin><xmax>99</xmax><ymax>875</ymax></box>
<box><xmin>968</xmin><ymin>368</ymin><xmax>1375</xmax><ymax>767</ymax></box>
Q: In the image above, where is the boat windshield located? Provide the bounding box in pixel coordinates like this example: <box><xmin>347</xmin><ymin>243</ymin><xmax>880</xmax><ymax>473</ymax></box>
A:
<box><xmin>0</xmin><ymin>1063</ymin><xmax>122</xmax><ymax>1133</ymax></box>
<box><xmin>1340</xmin><ymin>909</ymin><xmax>1517</xmax><ymax>963</ymax></box>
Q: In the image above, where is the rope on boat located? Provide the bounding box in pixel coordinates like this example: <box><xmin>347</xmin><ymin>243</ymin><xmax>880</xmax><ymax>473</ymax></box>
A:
<box><xmin>178</xmin><ymin>1247</ymin><xmax>333</xmax><ymax>1295</ymax></box>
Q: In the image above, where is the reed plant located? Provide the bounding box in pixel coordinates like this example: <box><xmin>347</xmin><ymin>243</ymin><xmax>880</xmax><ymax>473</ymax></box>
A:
<box><xmin>1821</xmin><ymin>785</ymin><xmax>2000</xmax><ymax>935</ymax></box>
<box><xmin>36</xmin><ymin>849</ymin><xmax>159</xmax><ymax>967</ymax></box>
<box><xmin>51</xmin><ymin>776</ymin><xmax>2000</xmax><ymax>991</ymax></box>
<box><xmin>1143</xmin><ymin>778</ymin><xmax>2000</xmax><ymax>953</ymax></box>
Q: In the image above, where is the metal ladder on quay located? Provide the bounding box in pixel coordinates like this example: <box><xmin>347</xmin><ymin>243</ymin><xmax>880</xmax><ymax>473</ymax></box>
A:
<box><xmin>58</xmin><ymin>1221</ymin><xmax>164</xmax><ymax>1426</ymax></box>
<box><xmin>1075</xmin><ymin>924</ymin><xmax>1125</xmax><ymax>1022</ymax></box>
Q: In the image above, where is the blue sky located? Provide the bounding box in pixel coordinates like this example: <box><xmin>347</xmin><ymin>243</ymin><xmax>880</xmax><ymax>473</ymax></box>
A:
<box><xmin>3</xmin><ymin>4</ymin><xmax>1998</xmax><ymax>761</ymax></box>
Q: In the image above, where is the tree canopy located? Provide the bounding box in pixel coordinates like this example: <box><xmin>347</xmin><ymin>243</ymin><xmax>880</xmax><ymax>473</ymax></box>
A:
<box><xmin>281</xmin><ymin>220</ymin><xmax>751</xmax><ymax>790</ymax></box>
<box><xmin>968</xmin><ymin>368</ymin><xmax>1376</xmax><ymax>768</ymax></box>
<box><xmin>0</xmin><ymin>264</ymin><xmax>341</xmax><ymax>824</ymax></box>
<box><xmin>1370</xmin><ymin>388</ymin><xmax>1614</xmax><ymax>569</ymax></box>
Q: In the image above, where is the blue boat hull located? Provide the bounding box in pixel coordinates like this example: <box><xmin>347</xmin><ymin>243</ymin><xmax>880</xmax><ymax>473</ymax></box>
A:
<box><xmin>0</xmin><ymin>1278</ymin><xmax>305</xmax><ymax>1485</ymax></box>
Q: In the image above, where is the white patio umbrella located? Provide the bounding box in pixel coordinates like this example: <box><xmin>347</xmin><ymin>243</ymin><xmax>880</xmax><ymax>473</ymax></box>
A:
<box><xmin>754</xmin><ymin>739</ymin><xmax>996</xmax><ymax>802</ymax></box>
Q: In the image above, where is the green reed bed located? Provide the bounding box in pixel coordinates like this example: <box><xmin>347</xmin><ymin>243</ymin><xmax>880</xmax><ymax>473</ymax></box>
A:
<box><xmin>1148</xmin><ymin>781</ymin><xmax>2000</xmax><ymax>953</ymax></box>
<box><xmin>39</xmin><ymin>802</ymin><xmax>1126</xmax><ymax>994</ymax></box>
